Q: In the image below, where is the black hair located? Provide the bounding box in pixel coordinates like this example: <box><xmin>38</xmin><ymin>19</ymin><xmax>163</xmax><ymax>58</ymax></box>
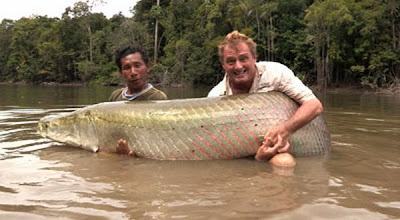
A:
<box><xmin>115</xmin><ymin>45</ymin><xmax>150</xmax><ymax>70</ymax></box>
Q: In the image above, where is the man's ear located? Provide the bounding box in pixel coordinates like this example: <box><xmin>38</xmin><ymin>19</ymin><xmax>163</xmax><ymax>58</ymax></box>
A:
<box><xmin>147</xmin><ymin>63</ymin><xmax>151</xmax><ymax>73</ymax></box>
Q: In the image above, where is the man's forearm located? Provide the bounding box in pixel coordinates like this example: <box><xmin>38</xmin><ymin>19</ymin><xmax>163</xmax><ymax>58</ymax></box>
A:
<box><xmin>283</xmin><ymin>98</ymin><xmax>323</xmax><ymax>134</ymax></box>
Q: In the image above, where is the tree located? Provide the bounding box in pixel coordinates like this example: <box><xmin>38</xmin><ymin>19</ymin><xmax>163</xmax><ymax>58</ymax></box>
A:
<box><xmin>0</xmin><ymin>0</ymin><xmax>398</xmax><ymax>89</ymax></box>
<box><xmin>6</xmin><ymin>17</ymin><xmax>61</xmax><ymax>82</ymax></box>
<box><xmin>305</xmin><ymin>0</ymin><xmax>352</xmax><ymax>89</ymax></box>
<box><xmin>152</xmin><ymin>0</ymin><xmax>161</xmax><ymax>63</ymax></box>
<box><xmin>62</xmin><ymin>1</ymin><xmax>111</xmax><ymax>82</ymax></box>
<box><xmin>0</xmin><ymin>19</ymin><xmax>14</xmax><ymax>81</ymax></box>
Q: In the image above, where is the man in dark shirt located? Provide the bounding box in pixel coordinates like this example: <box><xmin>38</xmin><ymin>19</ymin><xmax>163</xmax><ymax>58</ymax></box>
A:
<box><xmin>110</xmin><ymin>45</ymin><xmax>167</xmax><ymax>156</ymax></box>
<box><xmin>108</xmin><ymin>45</ymin><xmax>167</xmax><ymax>102</ymax></box>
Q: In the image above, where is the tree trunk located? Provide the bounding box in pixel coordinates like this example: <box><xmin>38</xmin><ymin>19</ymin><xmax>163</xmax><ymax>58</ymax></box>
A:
<box><xmin>391</xmin><ymin>9</ymin><xmax>396</xmax><ymax>49</ymax></box>
<box><xmin>270</xmin><ymin>17</ymin><xmax>274</xmax><ymax>61</ymax></box>
<box><xmin>325</xmin><ymin>35</ymin><xmax>330</xmax><ymax>87</ymax></box>
<box><xmin>266</xmin><ymin>19</ymin><xmax>270</xmax><ymax>61</ymax></box>
<box><xmin>153</xmin><ymin>0</ymin><xmax>160</xmax><ymax>64</ymax></box>
<box><xmin>256</xmin><ymin>10</ymin><xmax>260</xmax><ymax>43</ymax></box>
<box><xmin>315</xmin><ymin>35</ymin><xmax>324</xmax><ymax>90</ymax></box>
<box><xmin>398</xmin><ymin>23</ymin><xmax>400</xmax><ymax>48</ymax></box>
<box><xmin>321</xmin><ymin>37</ymin><xmax>324</xmax><ymax>87</ymax></box>
<box><xmin>87</xmin><ymin>25</ymin><xmax>93</xmax><ymax>62</ymax></box>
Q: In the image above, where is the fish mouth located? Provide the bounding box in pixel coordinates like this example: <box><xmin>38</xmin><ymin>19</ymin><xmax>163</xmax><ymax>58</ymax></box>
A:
<box><xmin>38</xmin><ymin>118</ymin><xmax>49</xmax><ymax>136</ymax></box>
<box><xmin>37</xmin><ymin>114</ymin><xmax>62</xmax><ymax>138</ymax></box>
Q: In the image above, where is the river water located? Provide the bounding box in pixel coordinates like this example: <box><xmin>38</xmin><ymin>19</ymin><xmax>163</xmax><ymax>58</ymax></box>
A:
<box><xmin>0</xmin><ymin>84</ymin><xmax>399</xmax><ymax>219</ymax></box>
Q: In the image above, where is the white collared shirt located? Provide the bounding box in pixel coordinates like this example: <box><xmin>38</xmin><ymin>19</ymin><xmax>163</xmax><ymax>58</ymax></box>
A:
<box><xmin>207</xmin><ymin>61</ymin><xmax>316</xmax><ymax>104</ymax></box>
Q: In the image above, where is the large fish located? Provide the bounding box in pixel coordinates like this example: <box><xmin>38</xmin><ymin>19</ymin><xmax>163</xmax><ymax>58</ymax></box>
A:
<box><xmin>38</xmin><ymin>92</ymin><xmax>331</xmax><ymax>160</ymax></box>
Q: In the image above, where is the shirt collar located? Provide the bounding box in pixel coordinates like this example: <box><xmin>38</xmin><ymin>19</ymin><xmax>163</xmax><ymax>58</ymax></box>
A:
<box><xmin>122</xmin><ymin>83</ymin><xmax>153</xmax><ymax>100</ymax></box>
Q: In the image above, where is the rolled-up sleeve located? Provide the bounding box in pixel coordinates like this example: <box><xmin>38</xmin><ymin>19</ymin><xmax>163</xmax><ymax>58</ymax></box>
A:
<box><xmin>279</xmin><ymin>65</ymin><xmax>315</xmax><ymax>103</ymax></box>
<box><xmin>258</xmin><ymin>62</ymin><xmax>316</xmax><ymax>104</ymax></box>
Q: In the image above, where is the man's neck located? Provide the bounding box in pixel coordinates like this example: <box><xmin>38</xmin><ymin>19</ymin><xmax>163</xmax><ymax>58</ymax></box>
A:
<box><xmin>127</xmin><ymin>83</ymin><xmax>148</xmax><ymax>95</ymax></box>
<box><xmin>229</xmin><ymin>81</ymin><xmax>251</xmax><ymax>95</ymax></box>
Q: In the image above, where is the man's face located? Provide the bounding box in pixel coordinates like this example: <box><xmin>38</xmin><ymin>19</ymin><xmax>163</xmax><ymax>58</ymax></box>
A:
<box><xmin>222</xmin><ymin>42</ymin><xmax>257</xmax><ymax>90</ymax></box>
<box><xmin>119</xmin><ymin>52</ymin><xmax>150</xmax><ymax>93</ymax></box>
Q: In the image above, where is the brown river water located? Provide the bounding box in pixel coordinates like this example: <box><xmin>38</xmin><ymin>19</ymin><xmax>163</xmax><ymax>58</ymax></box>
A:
<box><xmin>0</xmin><ymin>84</ymin><xmax>399</xmax><ymax>219</ymax></box>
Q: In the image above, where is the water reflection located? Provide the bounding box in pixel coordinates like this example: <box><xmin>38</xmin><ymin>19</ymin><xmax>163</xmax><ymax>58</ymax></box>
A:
<box><xmin>0</xmin><ymin>85</ymin><xmax>399</xmax><ymax>219</ymax></box>
<box><xmin>37</xmin><ymin>147</ymin><xmax>330</xmax><ymax>219</ymax></box>
<box><xmin>0</xmin><ymin>154</ymin><xmax>128</xmax><ymax>219</ymax></box>
<box><xmin>320</xmin><ymin>92</ymin><xmax>400</xmax><ymax>219</ymax></box>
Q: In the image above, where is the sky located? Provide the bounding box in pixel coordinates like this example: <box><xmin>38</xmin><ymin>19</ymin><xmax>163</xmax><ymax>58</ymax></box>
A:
<box><xmin>0</xmin><ymin>0</ymin><xmax>140</xmax><ymax>21</ymax></box>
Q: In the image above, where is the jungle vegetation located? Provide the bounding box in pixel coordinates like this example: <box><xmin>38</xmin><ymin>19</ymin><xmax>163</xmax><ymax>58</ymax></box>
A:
<box><xmin>0</xmin><ymin>0</ymin><xmax>399</xmax><ymax>91</ymax></box>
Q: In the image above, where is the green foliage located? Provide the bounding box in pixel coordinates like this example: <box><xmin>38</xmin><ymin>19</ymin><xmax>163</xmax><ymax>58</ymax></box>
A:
<box><xmin>149</xmin><ymin>63</ymin><xmax>169</xmax><ymax>86</ymax></box>
<box><xmin>0</xmin><ymin>19</ymin><xmax>14</xmax><ymax>81</ymax></box>
<box><xmin>0</xmin><ymin>0</ymin><xmax>398</xmax><ymax>90</ymax></box>
<box><xmin>149</xmin><ymin>5</ymin><xmax>163</xmax><ymax>19</ymax></box>
<box><xmin>362</xmin><ymin>49</ymin><xmax>400</xmax><ymax>89</ymax></box>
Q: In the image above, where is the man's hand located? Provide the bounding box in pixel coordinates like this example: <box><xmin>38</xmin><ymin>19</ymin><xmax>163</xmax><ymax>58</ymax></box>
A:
<box><xmin>255</xmin><ymin>135</ymin><xmax>290</xmax><ymax>161</ymax></box>
<box><xmin>116</xmin><ymin>139</ymin><xmax>135</xmax><ymax>156</ymax></box>
<box><xmin>263</xmin><ymin>123</ymin><xmax>291</xmax><ymax>153</ymax></box>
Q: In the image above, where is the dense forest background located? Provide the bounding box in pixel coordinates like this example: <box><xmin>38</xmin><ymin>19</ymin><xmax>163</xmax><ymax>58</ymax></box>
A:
<box><xmin>0</xmin><ymin>0</ymin><xmax>399</xmax><ymax>91</ymax></box>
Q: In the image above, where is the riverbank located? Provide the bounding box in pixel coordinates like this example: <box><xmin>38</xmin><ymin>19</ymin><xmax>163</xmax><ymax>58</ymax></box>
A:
<box><xmin>1</xmin><ymin>81</ymin><xmax>399</xmax><ymax>96</ymax></box>
<box><xmin>309</xmin><ymin>83</ymin><xmax>400</xmax><ymax>96</ymax></box>
<box><xmin>309</xmin><ymin>87</ymin><xmax>398</xmax><ymax>96</ymax></box>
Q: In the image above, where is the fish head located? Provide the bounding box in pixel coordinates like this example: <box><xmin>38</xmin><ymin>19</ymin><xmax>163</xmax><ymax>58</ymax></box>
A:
<box><xmin>38</xmin><ymin>109</ymin><xmax>99</xmax><ymax>152</ymax></box>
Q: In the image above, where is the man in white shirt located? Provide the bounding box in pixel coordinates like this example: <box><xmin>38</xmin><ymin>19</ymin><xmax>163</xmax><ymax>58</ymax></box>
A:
<box><xmin>208</xmin><ymin>31</ymin><xmax>323</xmax><ymax>167</ymax></box>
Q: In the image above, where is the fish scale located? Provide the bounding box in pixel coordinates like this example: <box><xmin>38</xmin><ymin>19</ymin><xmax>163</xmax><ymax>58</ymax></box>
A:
<box><xmin>38</xmin><ymin>92</ymin><xmax>331</xmax><ymax>160</ymax></box>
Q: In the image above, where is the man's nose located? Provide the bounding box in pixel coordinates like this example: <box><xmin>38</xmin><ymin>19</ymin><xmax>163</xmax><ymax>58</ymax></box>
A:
<box><xmin>129</xmin><ymin>67</ymin><xmax>138</xmax><ymax>74</ymax></box>
<box><xmin>234</xmin><ymin>60</ymin><xmax>243</xmax><ymax>69</ymax></box>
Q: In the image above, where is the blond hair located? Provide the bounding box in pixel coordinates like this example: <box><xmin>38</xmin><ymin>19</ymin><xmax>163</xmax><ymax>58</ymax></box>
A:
<box><xmin>218</xmin><ymin>30</ymin><xmax>257</xmax><ymax>63</ymax></box>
